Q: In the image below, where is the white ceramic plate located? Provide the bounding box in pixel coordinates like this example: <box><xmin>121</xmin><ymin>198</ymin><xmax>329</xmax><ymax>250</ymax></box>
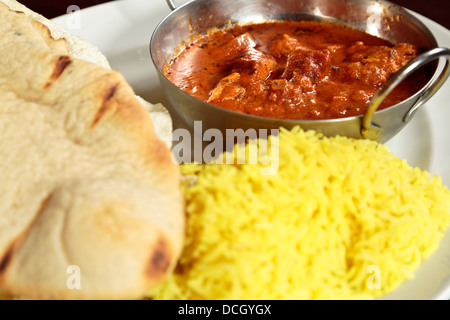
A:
<box><xmin>52</xmin><ymin>0</ymin><xmax>450</xmax><ymax>300</ymax></box>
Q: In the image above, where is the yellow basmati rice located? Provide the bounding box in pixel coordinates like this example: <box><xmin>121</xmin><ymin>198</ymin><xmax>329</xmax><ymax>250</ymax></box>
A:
<box><xmin>150</xmin><ymin>127</ymin><xmax>450</xmax><ymax>300</ymax></box>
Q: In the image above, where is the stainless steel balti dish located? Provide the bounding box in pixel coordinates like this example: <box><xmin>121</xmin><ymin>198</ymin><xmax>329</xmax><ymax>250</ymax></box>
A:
<box><xmin>151</xmin><ymin>0</ymin><xmax>450</xmax><ymax>143</ymax></box>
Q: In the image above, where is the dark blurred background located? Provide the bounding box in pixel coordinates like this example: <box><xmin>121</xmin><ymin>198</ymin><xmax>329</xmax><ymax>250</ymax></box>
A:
<box><xmin>17</xmin><ymin>0</ymin><xmax>450</xmax><ymax>30</ymax></box>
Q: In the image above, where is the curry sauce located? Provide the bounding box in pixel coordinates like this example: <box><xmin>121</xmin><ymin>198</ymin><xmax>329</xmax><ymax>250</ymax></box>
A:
<box><xmin>165</xmin><ymin>21</ymin><xmax>426</xmax><ymax>120</ymax></box>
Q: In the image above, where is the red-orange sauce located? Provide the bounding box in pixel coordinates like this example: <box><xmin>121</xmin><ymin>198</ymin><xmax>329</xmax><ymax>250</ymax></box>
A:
<box><xmin>165</xmin><ymin>21</ymin><xmax>426</xmax><ymax>120</ymax></box>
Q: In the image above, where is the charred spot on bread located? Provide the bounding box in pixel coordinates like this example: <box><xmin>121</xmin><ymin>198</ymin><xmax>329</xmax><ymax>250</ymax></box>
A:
<box><xmin>0</xmin><ymin>243</ymin><xmax>14</xmax><ymax>274</ymax></box>
<box><xmin>104</xmin><ymin>82</ymin><xmax>119</xmax><ymax>100</ymax></box>
<box><xmin>32</xmin><ymin>20</ymin><xmax>53</xmax><ymax>40</ymax></box>
<box><xmin>44</xmin><ymin>55</ymin><xmax>72</xmax><ymax>88</ymax></box>
<box><xmin>146</xmin><ymin>237</ymin><xmax>172</xmax><ymax>278</ymax></box>
<box><xmin>32</xmin><ymin>20</ymin><xmax>68</xmax><ymax>53</ymax></box>
<box><xmin>91</xmin><ymin>82</ymin><xmax>120</xmax><ymax>127</ymax></box>
<box><xmin>51</xmin><ymin>55</ymin><xmax>72</xmax><ymax>80</ymax></box>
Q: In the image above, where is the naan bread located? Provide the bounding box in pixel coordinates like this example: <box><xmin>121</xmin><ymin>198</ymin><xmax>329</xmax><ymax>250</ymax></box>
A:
<box><xmin>0</xmin><ymin>1</ymin><xmax>184</xmax><ymax>299</ymax></box>
<box><xmin>1</xmin><ymin>0</ymin><xmax>111</xmax><ymax>66</ymax></box>
<box><xmin>0</xmin><ymin>0</ymin><xmax>173</xmax><ymax>148</ymax></box>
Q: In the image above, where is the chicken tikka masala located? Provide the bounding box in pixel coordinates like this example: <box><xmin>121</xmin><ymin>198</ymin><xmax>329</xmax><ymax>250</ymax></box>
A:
<box><xmin>165</xmin><ymin>21</ymin><xmax>425</xmax><ymax>120</ymax></box>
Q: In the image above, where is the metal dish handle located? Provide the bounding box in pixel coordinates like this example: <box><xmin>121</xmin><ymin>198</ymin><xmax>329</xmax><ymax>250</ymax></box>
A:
<box><xmin>166</xmin><ymin>0</ymin><xmax>178</xmax><ymax>11</ymax></box>
<box><xmin>361</xmin><ymin>47</ymin><xmax>450</xmax><ymax>140</ymax></box>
